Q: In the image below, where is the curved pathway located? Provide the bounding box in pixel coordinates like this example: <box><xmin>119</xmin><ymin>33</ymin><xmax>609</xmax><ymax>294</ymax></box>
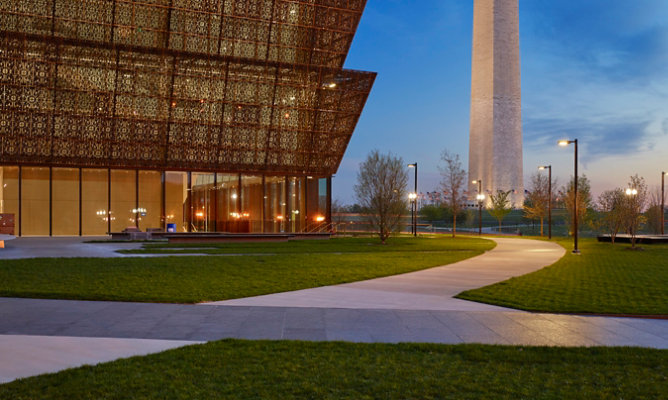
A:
<box><xmin>206</xmin><ymin>237</ymin><xmax>565</xmax><ymax>311</ymax></box>
<box><xmin>1</xmin><ymin>237</ymin><xmax>666</xmax><ymax>384</ymax></box>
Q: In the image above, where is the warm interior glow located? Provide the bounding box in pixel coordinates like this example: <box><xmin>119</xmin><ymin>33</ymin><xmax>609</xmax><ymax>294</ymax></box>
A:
<box><xmin>315</xmin><ymin>215</ymin><xmax>325</xmax><ymax>222</ymax></box>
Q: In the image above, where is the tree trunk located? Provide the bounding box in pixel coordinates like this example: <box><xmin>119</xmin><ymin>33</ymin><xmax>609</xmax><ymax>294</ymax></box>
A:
<box><xmin>452</xmin><ymin>214</ymin><xmax>457</xmax><ymax>238</ymax></box>
<box><xmin>540</xmin><ymin>218</ymin><xmax>544</xmax><ymax>237</ymax></box>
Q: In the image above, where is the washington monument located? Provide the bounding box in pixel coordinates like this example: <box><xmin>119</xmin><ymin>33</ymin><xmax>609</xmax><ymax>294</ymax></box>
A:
<box><xmin>468</xmin><ymin>0</ymin><xmax>523</xmax><ymax>206</ymax></box>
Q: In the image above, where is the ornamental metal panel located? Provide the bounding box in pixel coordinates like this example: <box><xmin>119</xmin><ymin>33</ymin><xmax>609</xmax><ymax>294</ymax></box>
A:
<box><xmin>0</xmin><ymin>0</ymin><xmax>375</xmax><ymax>176</ymax></box>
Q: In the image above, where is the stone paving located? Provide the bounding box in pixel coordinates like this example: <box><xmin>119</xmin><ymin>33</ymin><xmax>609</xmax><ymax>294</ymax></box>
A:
<box><xmin>1</xmin><ymin>298</ymin><xmax>666</xmax><ymax>348</ymax></box>
<box><xmin>1</xmin><ymin>237</ymin><xmax>667</xmax><ymax>384</ymax></box>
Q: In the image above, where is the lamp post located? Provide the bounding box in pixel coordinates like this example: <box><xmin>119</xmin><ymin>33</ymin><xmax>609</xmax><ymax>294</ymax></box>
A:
<box><xmin>538</xmin><ymin>165</ymin><xmax>552</xmax><ymax>239</ymax></box>
<box><xmin>626</xmin><ymin>187</ymin><xmax>638</xmax><ymax>243</ymax></box>
<box><xmin>408</xmin><ymin>192</ymin><xmax>417</xmax><ymax>236</ymax></box>
<box><xmin>408</xmin><ymin>163</ymin><xmax>418</xmax><ymax>236</ymax></box>
<box><xmin>472</xmin><ymin>179</ymin><xmax>483</xmax><ymax>235</ymax></box>
<box><xmin>559</xmin><ymin>139</ymin><xmax>579</xmax><ymax>254</ymax></box>
<box><xmin>662</xmin><ymin>171</ymin><xmax>665</xmax><ymax>235</ymax></box>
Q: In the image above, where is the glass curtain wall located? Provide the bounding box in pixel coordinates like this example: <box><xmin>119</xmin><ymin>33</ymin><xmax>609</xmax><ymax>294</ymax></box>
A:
<box><xmin>264</xmin><ymin>176</ymin><xmax>286</xmax><ymax>233</ymax></box>
<box><xmin>0</xmin><ymin>167</ymin><xmax>19</xmax><ymax>235</ymax></box>
<box><xmin>165</xmin><ymin>171</ymin><xmax>188</xmax><ymax>232</ymax></box>
<box><xmin>241</xmin><ymin>175</ymin><xmax>263</xmax><ymax>233</ymax></box>
<box><xmin>21</xmin><ymin>167</ymin><xmax>49</xmax><ymax>236</ymax></box>
<box><xmin>52</xmin><ymin>168</ymin><xmax>79</xmax><ymax>235</ymax></box>
<box><xmin>287</xmin><ymin>177</ymin><xmax>305</xmax><ymax>233</ymax></box>
<box><xmin>305</xmin><ymin>177</ymin><xmax>328</xmax><ymax>231</ymax></box>
<box><xmin>81</xmin><ymin>169</ymin><xmax>108</xmax><ymax>235</ymax></box>
<box><xmin>110</xmin><ymin>170</ymin><xmax>136</xmax><ymax>232</ymax></box>
<box><xmin>2</xmin><ymin>167</ymin><xmax>329</xmax><ymax>235</ymax></box>
<box><xmin>191</xmin><ymin>172</ymin><xmax>215</xmax><ymax>232</ymax></box>
<box><xmin>138</xmin><ymin>171</ymin><xmax>162</xmax><ymax>230</ymax></box>
<box><xmin>216</xmin><ymin>173</ymin><xmax>239</xmax><ymax>232</ymax></box>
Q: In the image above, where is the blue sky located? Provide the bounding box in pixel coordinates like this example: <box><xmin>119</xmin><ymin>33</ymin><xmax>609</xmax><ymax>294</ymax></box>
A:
<box><xmin>335</xmin><ymin>0</ymin><xmax>668</xmax><ymax>204</ymax></box>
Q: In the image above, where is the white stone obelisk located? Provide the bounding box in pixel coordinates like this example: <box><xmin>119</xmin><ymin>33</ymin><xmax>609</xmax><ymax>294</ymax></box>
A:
<box><xmin>469</xmin><ymin>0</ymin><xmax>523</xmax><ymax>207</ymax></box>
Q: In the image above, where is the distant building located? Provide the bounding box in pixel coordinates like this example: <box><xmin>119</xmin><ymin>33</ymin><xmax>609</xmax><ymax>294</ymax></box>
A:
<box><xmin>0</xmin><ymin>0</ymin><xmax>375</xmax><ymax>235</ymax></box>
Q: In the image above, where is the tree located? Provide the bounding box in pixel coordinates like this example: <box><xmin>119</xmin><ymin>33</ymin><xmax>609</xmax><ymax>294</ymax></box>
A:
<box><xmin>597</xmin><ymin>188</ymin><xmax>625</xmax><ymax>244</ymax></box>
<box><xmin>523</xmin><ymin>172</ymin><xmax>553</xmax><ymax>236</ymax></box>
<box><xmin>622</xmin><ymin>175</ymin><xmax>648</xmax><ymax>249</ymax></box>
<box><xmin>488</xmin><ymin>190</ymin><xmax>512</xmax><ymax>232</ymax></box>
<box><xmin>559</xmin><ymin>175</ymin><xmax>593</xmax><ymax>237</ymax></box>
<box><xmin>439</xmin><ymin>150</ymin><xmax>467</xmax><ymax>237</ymax></box>
<box><xmin>645</xmin><ymin>188</ymin><xmax>664</xmax><ymax>234</ymax></box>
<box><xmin>354</xmin><ymin>150</ymin><xmax>408</xmax><ymax>244</ymax></box>
<box><xmin>419</xmin><ymin>204</ymin><xmax>444</xmax><ymax>224</ymax></box>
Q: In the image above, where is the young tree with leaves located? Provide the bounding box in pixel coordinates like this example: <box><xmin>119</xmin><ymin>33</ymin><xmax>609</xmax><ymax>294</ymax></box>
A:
<box><xmin>439</xmin><ymin>150</ymin><xmax>467</xmax><ymax>237</ymax></box>
<box><xmin>597</xmin><ymin>188</ymin><xmax>625</xmax><ymax>244</ymax></box>
<box><xmin>523</xmin><ymin>172</ymin><xmax>553</xmax><ymax>236</ymax></box>
<box><xmin>488</xmin><ymin>190</ymin><xmax>512</xmax><ymax>232</ymax></box>
<box><xmin>559</xmin><ymin>175</ymin><xmax>593</xmax><ymax>237</ymax></box>
<box><xmin>354</xmin><ymin>150</ymin><xmax>408</xmax><ymax>244</ymax></box>
<box><xmin>645</xmin><ymin>187</ymin><xmax>664</xmax><ymax>234</ymax></box>
<box><xmin>622</xmin><ymin>174</ymin><xmax>648</xmax><ymax>249</ymax></box>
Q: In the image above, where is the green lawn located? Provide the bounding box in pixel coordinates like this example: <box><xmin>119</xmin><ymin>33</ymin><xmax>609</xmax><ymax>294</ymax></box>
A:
<box><xmin>1</xmin><ymin>340</ymin><xmax>665</xmax><ymax>399</ymax></box>
<box><xmin>457</xmin><ymin>238</ymin><xmax>668</xmax><ymax>315</ymax></box>
<box><xmin>0</xmin><ymin>236</ymin><xmax>493</xmax><ymax>303</ymax></box>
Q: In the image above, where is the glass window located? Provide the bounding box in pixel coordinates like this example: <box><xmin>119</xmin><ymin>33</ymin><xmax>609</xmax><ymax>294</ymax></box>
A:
<box><xmin>264</xmin><ymin>176</ymin><xmax>285</xmax><ymax>233</ymax></box>
<box><xmin>110</xmin><ymin>169</ymin><xmax>136</xmax><ymax>232</ymax></box>
<box><xmin>165</xmin><ymin>171</ymin><xmax>187</xmax><ymax>232</ymax></box>
<box><xmin>216</xmin><ymin>173</ymin><xmax>239</xmax><ymax>232</ymax></box>
<box><xmin>52</xmin><ymin>168</ymin><xmax>79</xmax><ymax>236</ymax></box>
<box><xmin>138</xmin><ymin>170</ymin><xmax>162</xmax><ymax>231</ymax></box>
<box><xmin>241</xmin><ymin>175</ymin><xmax>263</xmax><ymax>233</ymax></box>
<box><xmin>305</xmin><ymin>177</ymin><xmax>328</xmax><ymax>230</ymax></box>
<box><xmin>0</xmin><ymin>166</ymin><xmax>19</xmax><ymax>236</ymax></box>
<box><xmin>319</xmin><ymin>178</ymin><xmax>328</xmax><ymax>216</ymax></box>
<box><xmin>287</xmin><ymin>177</ymin><xmax>305</xmax><ymax>232</ymax></box>
<box><xmin>191</xmin><ymin>172</ymin><xmax>215</xmax><ymax>232</ymax></box>
<box><xmin>82</xmin><ymin>169</ymin><xmax>109</xmax><ymax>236</ymax></box>
<box><xmin>21</xmin><ymin>167</ymin><xmax>50</xmax><ymax>236</ymax></box>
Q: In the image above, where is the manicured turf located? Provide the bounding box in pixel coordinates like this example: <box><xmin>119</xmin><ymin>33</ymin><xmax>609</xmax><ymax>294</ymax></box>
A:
<box><xmin>1</xmin><ymin>340</ymin><xmax>665</xmax><ymax>399</ymax></box>
<box><xmin>118</xmin><ymin>235</ymin><xmax>486</xmax><ymax>254</ymax></box>
<box><xmin>0</xmin><ymin>236</ymin><xmax>494</xmax><ymax>303</ymax></box>
<box><xmin>457</xmin><ymin>238</ymin><xmax>668</xmax><ymax>315</ymax></box>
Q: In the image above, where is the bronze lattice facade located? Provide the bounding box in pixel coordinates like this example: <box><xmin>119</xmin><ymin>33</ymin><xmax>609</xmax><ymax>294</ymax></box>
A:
<box><xmin>0</xmin><ymin>0</ymin><xmax>375</xmax><ymax>235</ymax></box>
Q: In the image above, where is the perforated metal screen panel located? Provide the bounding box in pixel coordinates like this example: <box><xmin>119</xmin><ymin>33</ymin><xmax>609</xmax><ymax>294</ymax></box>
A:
<box><xmin>0</xmin><ymin>0</ymin><xmax>375</xmax><ymax>175</ymax></box>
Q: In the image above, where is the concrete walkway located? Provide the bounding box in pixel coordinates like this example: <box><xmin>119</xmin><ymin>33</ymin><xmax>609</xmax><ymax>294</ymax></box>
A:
<box><xmin>1</xmin><ymin>237</ymin><xmax>667</xmax><ymax>384</ymax></box>
<box><xmin>208</xmin><ymin>237</ymin><xmax>565</xmax><ymax>311</ymax></box>
<box><xmin>0</xmin><ymin>237</ymin><xmax>145</xmax><ymax>259</ymax></box>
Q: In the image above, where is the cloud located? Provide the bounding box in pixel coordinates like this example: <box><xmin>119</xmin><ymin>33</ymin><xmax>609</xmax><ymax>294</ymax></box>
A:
<box><xmin>524</xmin><ymin>117</ymin><xmax>653</xmax><ymax>165</ymax></box>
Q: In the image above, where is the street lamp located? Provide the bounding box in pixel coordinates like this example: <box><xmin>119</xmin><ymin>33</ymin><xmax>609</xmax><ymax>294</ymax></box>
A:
<box><xmin>662</xmin><ymin>171</ymin><xmax>666</xmax><ymax>235</ymax></box>
<box><xmin>472</xmin><ymin>179</ymin><xmax>483</xmax><ymax>235</ymax></box>
<box><xmin>408</xmin><ymin>192</ymin><xmax>417</xmax><ymax>236</ymax></box>
<box><xmin>408</xmin><ymin>163</ymin><xmax>418</xmax><ymax>236</ymax></box>
<box><xmin>538</xmin><ymin>165</ymin><xmax>552</xmax><ymax>239</ymax></box>
<box><xmin>559</xmin><ymin>139</ymin><xmax>580</xmax><ymax>254</ymax></box>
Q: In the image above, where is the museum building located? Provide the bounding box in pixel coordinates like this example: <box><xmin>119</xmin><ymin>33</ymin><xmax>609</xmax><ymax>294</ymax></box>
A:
<box><xmin>0</xmin><ymin>0</ymin><xmax>375</xmax><ymax>235</ymax></box>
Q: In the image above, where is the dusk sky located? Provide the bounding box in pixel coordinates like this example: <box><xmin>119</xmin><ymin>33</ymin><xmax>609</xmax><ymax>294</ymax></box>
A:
<box><xmin>334</xmin><ymin>0</ymin><xmax>668</xmax><ymax>204</ymax></box>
